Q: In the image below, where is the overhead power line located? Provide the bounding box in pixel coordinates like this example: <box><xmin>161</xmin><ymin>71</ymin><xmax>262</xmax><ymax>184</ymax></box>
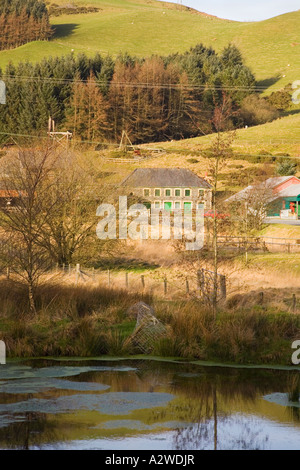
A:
<box><xmin>0</xmin><ymin>75</ymin><xmax>295</xmax><ymax>92</ymax></box>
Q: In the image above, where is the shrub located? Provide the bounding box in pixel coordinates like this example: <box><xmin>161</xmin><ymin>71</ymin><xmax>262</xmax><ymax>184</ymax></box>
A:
<box><xmin>276</xmin><ymin>159</ymin><xmax>297</xmax><ymax>176</ymax></box>
<box><xmin>238</xmin><ymin>94</ymin><xmax>279</xmax><ymax>126</ymax></box>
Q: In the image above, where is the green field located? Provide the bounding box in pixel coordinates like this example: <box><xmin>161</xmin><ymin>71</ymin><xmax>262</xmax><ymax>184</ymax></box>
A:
<box><xmin>157</xmin><ymin>112</ymin><xmax>300</xmax><ymax>156</ymax></box>
<box><xmin>0</xmin><ymin>0</ymin><xmax>299</xmax><ymax>95</ymax></box>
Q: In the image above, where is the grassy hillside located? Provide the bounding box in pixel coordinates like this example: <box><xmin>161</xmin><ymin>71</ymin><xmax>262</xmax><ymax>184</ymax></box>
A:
<box><xmin>0</xmin><ymin>0</ymin><xmax>299</xmax><ymax>94</ymax></box>
<box><xmin>158</xmin><ymin>113</ymin><xmax>300</xmax><ymax>155</ymax></box>
<box><xmin>84</xmin><ymin>113</ymin><xmax>300</xmax><ymax>196</ymax></box>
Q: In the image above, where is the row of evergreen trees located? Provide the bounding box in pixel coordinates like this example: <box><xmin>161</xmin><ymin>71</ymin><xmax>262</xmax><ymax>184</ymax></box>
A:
<box><xmin>0</xmin><ymin>44</ymin><xmax>256</xmax><ymax>144</ymax></box>
<box><xmin>0</xmin><ymin>0</ymin><xmax>52</xmax><ymax>50</ymax></box>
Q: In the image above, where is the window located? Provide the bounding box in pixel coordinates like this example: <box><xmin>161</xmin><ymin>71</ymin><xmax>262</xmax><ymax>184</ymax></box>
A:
<box><xmin>154</xmin><ymin>201</ymin><xmax>160</xmax><ymax>209</ymax></box>
<box><xmin>199</xmin><ymin>189</ymin><xmax>204</xmax><ymax>198</ymax></box>
<box><xmin>185</xmin><ymin>189</ymin><xmax>191</xmax><ymax>197</ymax></box>
<box><xmin>165</xmin><ymin>189</ymin><xmax>171</xmax><ymax>197</ymax></box>
<box><xmin>144</xmin><ymin>188</ymin><xmax>150</xmax><ymax>197</ymax></box>
<box><xmin>164</xmin><ymin>201</ymin><xmax>172</xmax><ymax>211</ymax></box>
<box><xmin>175</xmin><ymin>189</ymin><xmax>181</xmax><ymax>197</ymax></box>
<box><xmin>174</xmin><ymin>201</ymin><xmax>181</xmax><ymax>209</ymax></box>
<box><xmin>155</xmin><ymin>189</ymin><xmax>161</xmax><ymax>197</ymax></box>
<box><xmin>184</xmin><ymin>202</ymin><xmax>192</xmax><ymax>212</ymax></box>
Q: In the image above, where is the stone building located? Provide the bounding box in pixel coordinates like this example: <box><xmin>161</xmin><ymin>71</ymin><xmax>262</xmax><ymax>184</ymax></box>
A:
<box><xmin>121</xmin><ymin>167</ymin><xmax>212</xmax><ymax>212</ymax></box>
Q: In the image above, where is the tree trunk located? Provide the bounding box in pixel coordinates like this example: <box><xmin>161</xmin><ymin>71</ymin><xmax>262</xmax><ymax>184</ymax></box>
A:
<box><xmin>28</xmin><ymin>281</ymin><xmax>36</xmax><ymax>314</ymax></box>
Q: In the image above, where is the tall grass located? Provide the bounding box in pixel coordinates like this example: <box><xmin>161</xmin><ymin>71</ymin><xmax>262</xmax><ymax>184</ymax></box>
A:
<box><xmin>1</xmin><ymin>279</ymin><xmax>299</xmax><ymax>364</ymax></box>
<box><xmin>154</xmin><ymin>301</ymin><xmax>300</xmax><ymax>364</ymax></box>
<box><xmin>0</xmin><ymin>280</ymin><xmax>150</xmax><ymax>357</ymax></box>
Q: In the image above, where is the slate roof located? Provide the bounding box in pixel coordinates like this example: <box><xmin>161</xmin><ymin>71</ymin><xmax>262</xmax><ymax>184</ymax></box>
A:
<box><xmin>122</xmin><ymin>168</ymin><xmax>212</xmax><ymax>189</ymax></box>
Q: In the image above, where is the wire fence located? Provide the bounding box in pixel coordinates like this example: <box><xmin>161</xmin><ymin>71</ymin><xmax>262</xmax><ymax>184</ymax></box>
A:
<box><xmin>211</xmin><ymin>235</ymin><xmax>300</xmax><ymax>253</ymax></box>
<box><xmin>44</xmin><ymin>262</ymin><xmax>226</xmax><ymax>303</ymax></box>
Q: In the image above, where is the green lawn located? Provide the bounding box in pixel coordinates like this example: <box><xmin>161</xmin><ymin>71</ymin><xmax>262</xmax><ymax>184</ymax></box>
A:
<box><xmin>0</xmin><ymin>1</ymin><xmax>299</xmax><ymax>95</ymax></box>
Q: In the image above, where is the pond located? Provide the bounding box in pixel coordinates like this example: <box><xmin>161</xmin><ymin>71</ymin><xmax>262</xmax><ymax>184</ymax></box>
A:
<box><xmin>0</xmin><ymin>358</ymin><xmax>299</xmax><ymax>450</ymax></box>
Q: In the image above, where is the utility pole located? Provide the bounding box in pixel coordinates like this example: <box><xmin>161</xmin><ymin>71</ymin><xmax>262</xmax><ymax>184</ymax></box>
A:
<box><xmin>0</xmin><ymin>80</ymin><xmax>6</xmax><ymax>105</ymax></box>
<box><xmin>48</xmin><ymin>116</ymin><xmax>72</xmax><ymax>149</ymax></box>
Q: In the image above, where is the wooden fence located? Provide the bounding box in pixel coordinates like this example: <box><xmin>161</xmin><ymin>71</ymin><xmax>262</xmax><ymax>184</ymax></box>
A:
<box><xmin>210</xmin><ymin>235</ymin><xmax>300</xmax><ymax>253</ymax></box>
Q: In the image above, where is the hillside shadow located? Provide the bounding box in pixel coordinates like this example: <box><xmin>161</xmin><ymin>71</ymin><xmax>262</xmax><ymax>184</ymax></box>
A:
<box><xmin>52</xmin><ymin>24</ymin><xmax>79</xmax><ymax>40</ymax></box>
<box><xmin>257</xmin><ymin>75</ymin><xmax>281</xmax><ymax>92</ymax></box>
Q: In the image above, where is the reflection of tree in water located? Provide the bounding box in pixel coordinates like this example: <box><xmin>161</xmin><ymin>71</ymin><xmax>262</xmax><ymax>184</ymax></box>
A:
<box><xmin>173</xmin><ymin>414</ymin><xmax>269</xmax><ymax>450</ymax></box>
<box><xmin>159</xmin><ymin>371</ymin><xmax>274</xmax><ymax>450</ymax></box>
<box><xmin>0</xmin><ymin>412</ymin><xmax>59</xmax><ymax>450</ymax></box>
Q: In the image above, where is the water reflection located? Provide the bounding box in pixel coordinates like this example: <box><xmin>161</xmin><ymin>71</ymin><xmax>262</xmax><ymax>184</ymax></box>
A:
<box><xmin>0</xmin><ymin>359</ymin><xmax>299</xmax><ymax>450</ymax></box>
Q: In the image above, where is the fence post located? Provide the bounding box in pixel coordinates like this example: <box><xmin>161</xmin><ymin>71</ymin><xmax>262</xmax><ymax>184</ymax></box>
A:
<box><xmin>197</xmin><ymin>270</ymin><xmax>203</xmax><ymax>297</ymax></box>
<box><xmin>186</xmin><ymin>277</ymin><xmax>189</xmax><ymax>295</ymax></box>
<box><xmin>68</xmin><ymin>264</ymin><xmax>71</xmax><ymax>275</ymax></box>
<box><xmin>220</xmin><ymin>275</ymin><xmax>226</xmax><ymax>299</ymax></box>
<box><xmin>164</xmin><ymin>277</ymin><xmax>167</xmax><ymax>296</ymax></box>
<box><xmin>292</xmin><ymin>294</ymin><xmax>296</xmax><ymax>313</ymax></box>
<box><xmin>259</xmin><ymin>291</ymin><xmax>264</xmax><ymax>305</ymax></box>
<box><xmin>108</xmin><ymin>269</ymin><xmax>111</xmax><ymax>287</ymax></box>
<box><xmin>141</xmin><ymin>275</ymin><xmax>145</xmax><ymax>289</ymax></box>
<box><xmin>76</xmin><ymin>263</ymin><xmax>80</xmax><ymax>285</ymax></box>
<box><xmin>6</xmin><ymin>267</ymin><xmax>10</xmax><ymax>280</ymax></box>
<box><xmin>125</xmin><ymin>272</ymin><xmax>129</xmax><ymax>289</ymax></box>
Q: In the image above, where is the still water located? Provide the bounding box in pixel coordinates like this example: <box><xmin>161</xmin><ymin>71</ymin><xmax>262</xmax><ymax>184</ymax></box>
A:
<box><xmin>0</xmin><ymin>358</ymin><xmax>299</xmax><ymax>450</ymax></box>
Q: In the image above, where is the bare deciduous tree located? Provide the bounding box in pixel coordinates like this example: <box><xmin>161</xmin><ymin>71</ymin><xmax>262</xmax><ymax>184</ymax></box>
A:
<box><xmin>0</xmin><ymin>146</ymin><xmax>58</xmax><ymax>312</ymax></box>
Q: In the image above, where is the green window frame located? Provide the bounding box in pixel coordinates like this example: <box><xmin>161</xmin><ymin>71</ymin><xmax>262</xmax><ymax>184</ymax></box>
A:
<box><xmin>165</xmin><ymin>189</ymin><xmax>171</xmax><ymax>197</ymax></box>
<box><xmin>144</xmin><ymin>188</ymin><xmax>150</xmax><ymax>197</ymax></box>
<box><xmin>185</xmin><ymin>189</ymin><xmax>191</xmax><ymax>197</ymax></box>
<box><xmin>175</xmin><ymin>189</ymin><xmax>181</xmax><ymax>197</ymax></box>
<box><xmin>155</xmin><ymin>189</ymin><xmax>161</xmax><ymax>197</ymax></box>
